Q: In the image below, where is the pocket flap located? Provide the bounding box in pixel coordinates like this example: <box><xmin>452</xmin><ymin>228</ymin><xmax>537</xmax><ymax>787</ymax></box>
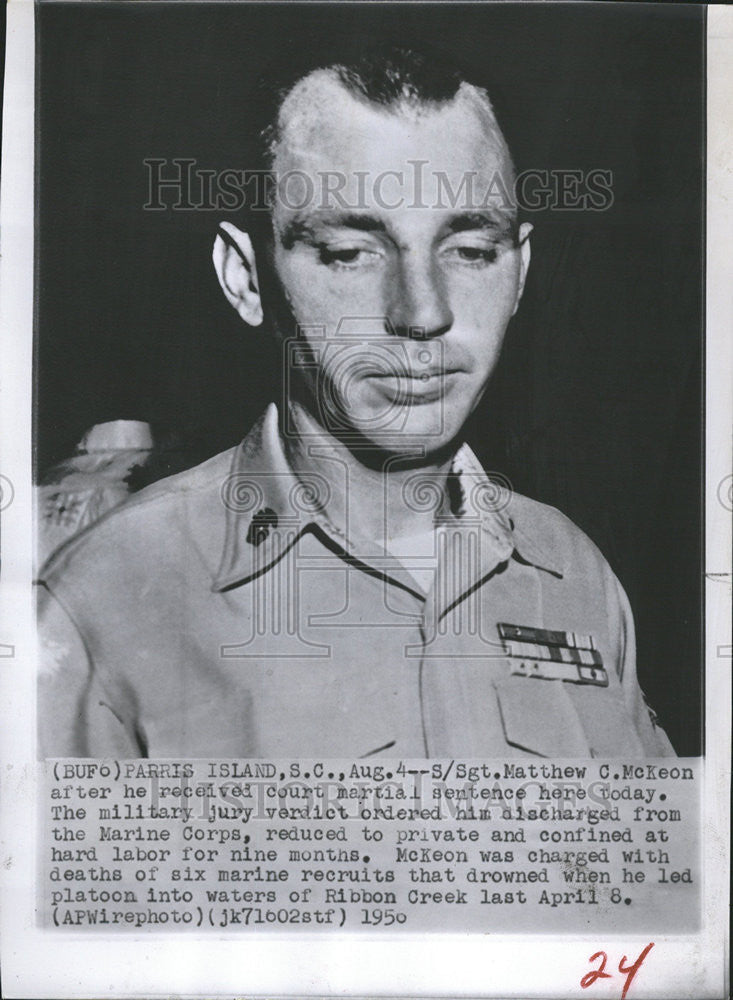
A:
<box><xmin>494</xmin><ymin>676</ymin><xmax>591</xmax><ymax>757</ymax></box>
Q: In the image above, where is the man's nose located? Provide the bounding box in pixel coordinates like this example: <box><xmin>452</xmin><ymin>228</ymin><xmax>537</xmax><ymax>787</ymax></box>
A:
<box><xmin>386</xmin><ymin>254</ymin><xmax>454</xmax><ymax>339</ymax></box>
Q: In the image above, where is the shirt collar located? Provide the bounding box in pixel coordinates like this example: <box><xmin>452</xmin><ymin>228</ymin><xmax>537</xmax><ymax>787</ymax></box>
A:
<box><xmin>447</xmin><ymin>443</ymin><xmax>566</xmax><ymax>579</ymax></box>
<box><xmin>212</xmin><ymin>404</ymin><xmax>565</xmax><ymax>592</ymax></box>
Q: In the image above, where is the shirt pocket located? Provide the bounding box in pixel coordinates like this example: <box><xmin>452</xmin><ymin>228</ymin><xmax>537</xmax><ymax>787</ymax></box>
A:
<box><xmin>494</xmin><ymin>675</ymin><xmax>592</xmax><ymax>757</ymax></box>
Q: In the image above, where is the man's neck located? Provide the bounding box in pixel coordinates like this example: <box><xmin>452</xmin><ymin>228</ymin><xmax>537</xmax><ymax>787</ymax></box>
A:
<box><xmin>282</xmin><ymin>400</ymin><xmax>455</xmax><ymax>543</ymax></box>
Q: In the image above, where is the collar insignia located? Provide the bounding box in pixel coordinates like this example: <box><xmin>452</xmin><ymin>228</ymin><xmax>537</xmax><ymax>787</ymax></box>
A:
<box><xmin>246</xmin><ymin>507</ymin><xmax>279</xmax><ymax>547</ymax></box>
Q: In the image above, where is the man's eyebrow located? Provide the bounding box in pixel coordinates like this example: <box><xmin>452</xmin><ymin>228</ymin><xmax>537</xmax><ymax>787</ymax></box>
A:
<box><xmin>279</xmin><ymin>213</ymin><xmax>387</xmax><ymax>249</ymax></box>
<box><xmin>445</xmin><ymin>212</ymin><xmax>516</xmax><ymax>236</ymax></box>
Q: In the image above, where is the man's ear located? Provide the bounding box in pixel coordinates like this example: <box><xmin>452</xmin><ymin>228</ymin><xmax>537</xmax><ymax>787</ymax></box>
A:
<box><xmin>511</xmin><ymin>221</ymin><xmax>533</xmax><ymax>316</ymax></box>
<box><xmin>213</xmin><ymin>221</ymin><xmax>264</xmax><ymax>327</ymax></box>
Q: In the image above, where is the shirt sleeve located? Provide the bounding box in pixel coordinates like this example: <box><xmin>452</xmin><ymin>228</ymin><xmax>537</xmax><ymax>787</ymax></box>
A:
<box><xmin>37</xmin><ymin>583</ymin><xmax>142</xmax><ymax>758</ymax></box>
<box><xmin>612</xmin><ymin>572</ymin><xmax>677</xmax><ymax>757</ymax></box>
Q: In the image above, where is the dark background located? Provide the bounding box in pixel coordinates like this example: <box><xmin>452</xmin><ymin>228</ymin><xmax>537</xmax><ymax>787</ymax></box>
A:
<box><xmin>36</xmin><ymin>2</ymin><xmax>704</xmax><ymax>754</ymax></box>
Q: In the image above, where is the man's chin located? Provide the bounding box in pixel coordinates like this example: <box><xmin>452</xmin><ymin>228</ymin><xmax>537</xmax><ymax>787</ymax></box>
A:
<box><xmin>339</xmin><ymin>414</ymin><xmax>463</xmax><ymax>465</ymax></box>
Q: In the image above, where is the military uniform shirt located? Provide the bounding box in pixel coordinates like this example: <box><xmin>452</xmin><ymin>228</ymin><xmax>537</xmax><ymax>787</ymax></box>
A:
<box><xmin>37</xmin><ymin>404</ymin><xmax>675</xmax><ymax>759</ymax></box>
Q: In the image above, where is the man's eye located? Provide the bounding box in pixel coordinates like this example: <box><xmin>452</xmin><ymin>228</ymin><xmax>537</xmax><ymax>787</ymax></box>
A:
<box><xmin>318</xmin><ymin>246</ymin><xmax>379</xmax><ymax>268</ymax></box>
<box><xmin>444</xmin><ymin>245</ymin><xmax>500</xmax><ymax>265</ymax></box>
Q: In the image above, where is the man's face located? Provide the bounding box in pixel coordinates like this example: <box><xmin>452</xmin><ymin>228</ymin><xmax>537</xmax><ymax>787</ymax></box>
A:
<box><xmin>267</xmin><ymin>71</ymin><xmax>530</xmax><ymax>456</ymax></box>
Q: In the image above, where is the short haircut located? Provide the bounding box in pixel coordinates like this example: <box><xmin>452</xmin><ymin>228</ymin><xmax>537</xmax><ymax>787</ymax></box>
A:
<box><xmin>248</xmin><ymin>39</ymin><xmax>513</xmax><ymax>175</ymax></box>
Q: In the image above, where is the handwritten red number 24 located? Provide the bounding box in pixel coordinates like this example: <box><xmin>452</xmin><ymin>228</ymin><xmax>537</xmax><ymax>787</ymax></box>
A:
<box><xmin>580</xmin><ymin>943</ymin><xmax>655</xmax><ymax>1000</ymax></box>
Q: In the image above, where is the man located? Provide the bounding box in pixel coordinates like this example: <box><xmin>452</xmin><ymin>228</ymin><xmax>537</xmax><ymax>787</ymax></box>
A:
<box><xmin>38</xmin><ymin>44</ymin><xmax>674</xmax><ymax>758</ymax></box>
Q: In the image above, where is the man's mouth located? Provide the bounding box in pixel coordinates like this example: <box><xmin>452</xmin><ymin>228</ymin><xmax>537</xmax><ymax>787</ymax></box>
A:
<box><xmin>365</xmin><ymin>365</ymin><xmax>457</xmax><ymax>380</ymax></box>
<box><xmin>363</xmin><ymin>369</ymin><xmax>459</xmax><ymax>402</ymax></box>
